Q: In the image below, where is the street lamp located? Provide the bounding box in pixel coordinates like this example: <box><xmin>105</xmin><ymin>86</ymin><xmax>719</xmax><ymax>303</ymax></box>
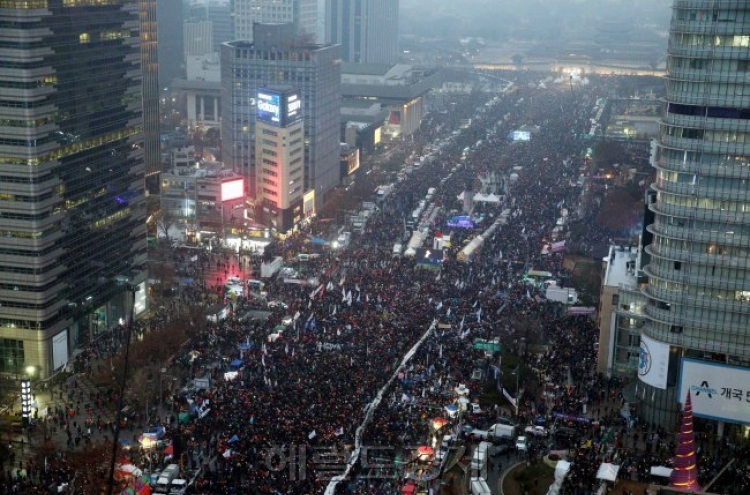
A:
<box><xmin>106</xmin><ymin>281</ymin><xmax>138</xmax><ymax>495</ymax></box>
<box><xmin>20</xmin><ymin>378</ymin><xmax>31</xmax><ymax>428</ymax></box>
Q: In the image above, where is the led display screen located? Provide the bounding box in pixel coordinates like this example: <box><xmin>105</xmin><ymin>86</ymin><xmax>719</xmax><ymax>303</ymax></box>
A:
<box><xmin>221</xmin><ymin>178</ymin><xmax>245</xmax><ymax>201</ymax></box>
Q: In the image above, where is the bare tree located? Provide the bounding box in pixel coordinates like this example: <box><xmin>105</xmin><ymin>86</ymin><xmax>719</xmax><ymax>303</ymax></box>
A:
<box><xmin>154</xmin><ymin>209</ymin><xmax>177</xmax><ymax>244</ymax></box>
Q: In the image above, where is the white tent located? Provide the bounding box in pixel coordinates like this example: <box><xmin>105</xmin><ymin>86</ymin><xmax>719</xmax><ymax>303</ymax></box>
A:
<box><xmin>650</xmin><ymin>466</ymin><xmax>673</xmax><ymax>478</ymax></box>
<box><xmin>596</xmin><ymin>463</ymin><xmax>620</xmax><ymax>482</ymax></box>
<box><xmin>546</xmin><ymin>460</ymin><xmax>571</xmax><ymax>495</ymax></box>
<box><xmin>555</xmin><ymin>460</ymin><xmax>571</xmax><ymax>475</ymax></box>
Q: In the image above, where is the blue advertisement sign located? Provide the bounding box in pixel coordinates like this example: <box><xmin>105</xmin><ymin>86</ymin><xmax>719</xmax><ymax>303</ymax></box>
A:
<box><xmin>257</xmin><ymin>88</ymin><xmax>301</xmax><ymax>127</ymax></box>
<box><xmin>257</xmin><ymin>91</ymin><xmax>281</xmax><ymax>125</ymax></box>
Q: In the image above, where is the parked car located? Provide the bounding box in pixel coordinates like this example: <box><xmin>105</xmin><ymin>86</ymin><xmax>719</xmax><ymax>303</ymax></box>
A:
<box><xmin>524</xmin><ymin>425</ymin><xmax>549</xmax><ymax>437</ymax></box>
<box><xmin>515</xmin><ymin>436</ymin><xmax>529</xmax><ymax>452</ymax></box>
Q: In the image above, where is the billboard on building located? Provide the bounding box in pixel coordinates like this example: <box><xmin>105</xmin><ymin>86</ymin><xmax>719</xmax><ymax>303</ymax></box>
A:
<box><xmin>52</xmin><ymin>329</ymin><xmax>68</xmax><ymax>371</ymax></box>
<box><xmin>221</xmin><ymin>178</ymin><xmax>245</xmax><ymax>201</ymax></box>
<box><xmin>678</xmin><ymin>358</ymin><xmax>750</xmax><ymax>424</ymax></box>
<box><xmin>638</xmin><ymin>334</ymin><xmax>670</xmax><ymax>390</ymax></box>
<box><xmin>285</xmin><ymin>92</ymin><xmax>302</xmax><ymax>125</ymax></box>
<box><xmin>257</xmin><ymin>90</ymin><xmax>281</xmax><ymax>125</ymax></box>
<box><xmin>257</xmin><ymin>88</ymin><xmax>301</xmax><ymax>127</ymax></box>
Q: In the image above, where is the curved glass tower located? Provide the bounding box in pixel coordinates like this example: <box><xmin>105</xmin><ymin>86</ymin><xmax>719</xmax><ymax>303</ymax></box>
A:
<box><xmin>642</xmin><ymin>0</ymin><xmax>750</xmax><ymax>428</ymax></box>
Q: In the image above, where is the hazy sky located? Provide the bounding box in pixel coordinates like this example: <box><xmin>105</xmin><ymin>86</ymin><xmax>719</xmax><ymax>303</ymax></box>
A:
<box><xmin>399</xmin><ymin>0</ymin><xmax>673</xmax><ymax>40</ymax></box>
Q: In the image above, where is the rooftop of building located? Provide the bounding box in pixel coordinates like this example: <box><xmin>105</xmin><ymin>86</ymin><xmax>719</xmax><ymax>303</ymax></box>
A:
<box><xmin>602</xmin><ymin>245</ymin><xmax>639</xmax><ymax>288</ymax></box>
<box><xmin>223</xmin><ymin>38</ymin><xmax>332</xmax><ymax>52</ymax></box>
<box><xmin>163</xmin><ymin>163</ymin><xmax>239</xmax><ymax>180</ymax></box>
<box><xmin>340</xmin><ymin>63</ymin><xmax>395</xmax><ymax>76</ymax></box>
<box><xmin>341</xmin><ymin>98</ymin><xmax>382</xmax><ymax>109</ymax></box>
<box><xmin>171</xmin><ymin>78</ymin><xmax>221</xmax><ymax>92</ymax></box>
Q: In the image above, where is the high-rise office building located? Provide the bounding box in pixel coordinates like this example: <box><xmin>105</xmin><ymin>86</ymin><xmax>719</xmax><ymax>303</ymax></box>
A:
<box><xmin>0</xmin><ymin>1</ymin><xmax>148</xmax><ymax>378</ymax></box>
<box><xmin>325</xmin><ymin>0</ymin><xmax>398</xmax><ymax>64</ymax></box>
<box><xmin>640</xmin><ymin>1</ymin><xmax>750</xmax><ymax>430</ymax></box>
<box><xmin>255</xmin><ymin>88</ymin><xmax>305</xmax><ymax>231</ymax></box>
<box><xmin>221</xmin><ymin>23</ymin><xmax>340</xmax><ymax>209</ymax></box>
<box><xmin>208</xmin><ymin>0</ymin><xmax>234</xmax><ymax>49</ymax></box>
<box><xmin>141</xmin><ymin>0</ymin><xmax>162</xmax><ymax>186</ymax></box>
<box><xmin>232</xmin><ymin>0</ymin><xmax>319</xmax><ymax>42</ymax></box>
<box><xmin>184</xmin><ymin>19</ymin><xmax>214</xmax><ymax>56</ymax></box>
<box><xmin>157</xmin><ymin>0</ymin><xmax>185</xmax><ymax>84</ymax></box>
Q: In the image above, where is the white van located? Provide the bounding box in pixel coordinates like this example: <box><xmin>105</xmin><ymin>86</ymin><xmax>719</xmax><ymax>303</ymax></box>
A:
<box><xmin>155</xmin><ymin>464</ymin><xmax>179</xmax><ymax>492</ymax></box>
<box><xmin>168</xmin><ymin>479</ymin><xmax>188</xmax><ymax>495</ymax></box>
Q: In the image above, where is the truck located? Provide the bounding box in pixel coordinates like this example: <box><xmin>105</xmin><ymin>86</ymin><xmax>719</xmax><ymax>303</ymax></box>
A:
<box><xmin>374</xmin><ymin>184</ymin><xmax>394</xmax><ymax>202</ymax></box>
<box><xmin>545</xmin><ymin>285</ymin><xmax>579</xmax><ymax>305</ymax></box>
<box><xmin>337</xmin><ymin>231</ymin><xmax>351</xmax><ymax>247</ymax></box>
<box><xmin>469</xmin><ymin>441</ymin><xmax>491</xmax><ymax>472</ymax></box>
<box><xmin>260</xmin><ymin>256</ymin><xmax>283</xmax><ymax>278</ymax></box>
<box><xmin>467</xmin><ymin>423</ymin><xmax>517</xmax><ymax>442</ymax></box>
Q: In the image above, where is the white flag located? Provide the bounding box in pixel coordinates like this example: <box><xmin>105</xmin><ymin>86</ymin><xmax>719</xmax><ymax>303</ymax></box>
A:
<box><xmin>308</xmin><ymin>430</ymin><xmax>317</xmax><ymax>439</ymax></box>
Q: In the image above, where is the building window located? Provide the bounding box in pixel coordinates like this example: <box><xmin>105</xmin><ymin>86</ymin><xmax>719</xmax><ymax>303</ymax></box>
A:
<box><xmin>611</xmin><ymin>294</ymin><xmax>619</xmax><ymax>305</ymax></box>
<box><xmin>0</xmin><ymin>338</ymin><xmax>24</xmax><ymax>374</ymax></box>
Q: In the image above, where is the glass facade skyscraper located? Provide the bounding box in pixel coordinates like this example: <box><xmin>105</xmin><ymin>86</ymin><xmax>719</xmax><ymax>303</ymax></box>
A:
<box><xmin>641</xmin><ymin>0</ymin><xmax>750</xmax><ymax>429</ymax></box>
<box><xmin>0</xmin><ymin>0</ymin><xmax>148</xmax><ymax>377</ymax></box>
<box><xmin>141</xmin><ymin>0</ymin><xmax>161</xmax><ymax>182</ymax></box>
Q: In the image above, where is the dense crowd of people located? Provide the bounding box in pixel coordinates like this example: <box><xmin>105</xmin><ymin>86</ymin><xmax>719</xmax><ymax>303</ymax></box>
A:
<box><xmin>4</xmin><ymin>70</ymin><xmax>745</xmax><ymax>495</ymax></box>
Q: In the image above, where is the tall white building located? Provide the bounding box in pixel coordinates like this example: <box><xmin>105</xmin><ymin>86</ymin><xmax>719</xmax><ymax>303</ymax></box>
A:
<box><xmin>255</xmin><ymin>88</ymin><xmax>307</xmax><ymax>231</ymax></box>
<box><xmin>233</xmin><ymin>0</ymin><xmax>320</xmax><ymax>42</ymax></box>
